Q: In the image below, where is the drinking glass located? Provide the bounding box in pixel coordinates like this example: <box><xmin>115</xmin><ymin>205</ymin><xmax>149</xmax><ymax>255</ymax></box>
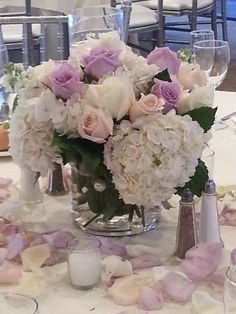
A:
<box><xmin>224</xmin><ymin>265</ymin><xmax>236</xmax><ymax>314</ymax></box>
<box><xmin>0</xmin><ymin>292</ymin><xmax>39</xmax><ymax>314</ymax></box>
<box><xmin>67</xmin><ymin>237</ymin><xmax>101</xmax><ymax>290</ymax></box>
<box><xmin>201</xmin><ymin>144</ymin><xmax>215</xmax><ymax>180</ymax></box>
<box><xmin>68</xmin><ymin>6</ymin><xmax>124</xmax><ymax>58</ymax></box>
<box><xmin>193</xmin><ymin>40</ymin><xmax>230</xmax><ymax>89</ymax></box>
<box><xmin>0</xmin><ymin>46</ymin><xmax>9</xmax><ymax>122</ymax></box>
<box><xmin>190</xmin><ymin>29</ymin><xmax>214</xmax><ymax>48</ymax></box>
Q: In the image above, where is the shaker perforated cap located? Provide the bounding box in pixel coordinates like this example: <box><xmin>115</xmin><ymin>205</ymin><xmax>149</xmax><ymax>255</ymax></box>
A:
<box><xmin>204</xmin><ymin>180</ymin><xmax>216</xmax><ymax>194</ymax></box>
<box><xmin>181</xmin><ymin>188</ymin><xmax>193</xmax><ymax>202</ymax></box>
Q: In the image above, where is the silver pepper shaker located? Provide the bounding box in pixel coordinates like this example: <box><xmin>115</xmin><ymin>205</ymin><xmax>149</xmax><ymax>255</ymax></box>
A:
<box><xmin>174</xmin><ymin>188</ymin><xmax>197</xmax><ymax>259</ymax></box>
<box><xmin>199</xmin><ymin>180</ymin><xmax>221</xmax><ymax>244</ymax></box>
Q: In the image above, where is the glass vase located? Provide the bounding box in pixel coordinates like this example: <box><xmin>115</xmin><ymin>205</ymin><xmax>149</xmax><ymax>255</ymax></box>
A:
<box><xmin>20</xmin><ymin>166</ymin><xmax>43</xmax><ymax>204</ymax></box>
<box><xmin>68</xmin><ymin>6</ymin><xmax>124</xmax><ymax>57</ymax></box>
<box><xmin>70</xmin><ymin>161</ymin><xmax>161</xmax><ymax>237</ymax></box>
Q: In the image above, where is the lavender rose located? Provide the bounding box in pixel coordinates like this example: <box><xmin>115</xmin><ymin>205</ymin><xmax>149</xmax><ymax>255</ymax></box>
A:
<box><xmin>83</xmin><ymin>47</ymin><xmax>120</xmax><ymax>79</ymax></box>
<box><xmin>147</xmin><ymin>47</ymin><xmax>181</xmax><ymax>75</ymax></box>
<box><xmin>50</xmin><ymin>62</ymin><xmax>84</xmax><ymax>100</ymax></box>
<box><xmin>151</xmin><ymin>79</ymin><xmax>180</xmax><ymax>114</ymax></box>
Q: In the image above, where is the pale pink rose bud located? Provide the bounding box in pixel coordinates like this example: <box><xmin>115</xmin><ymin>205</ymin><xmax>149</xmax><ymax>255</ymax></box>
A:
<box><xmin>129</xmin><ymin>93</ymin><xmax>164</xmax><ymax>123</ymax></box>
<box><xmin>78</xmin><ymin>105</ymin><xmax>113</xmax><ymax>143</ymax></box>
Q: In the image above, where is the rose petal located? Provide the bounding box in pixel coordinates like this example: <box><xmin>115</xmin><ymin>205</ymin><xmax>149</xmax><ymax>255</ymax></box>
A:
<box><xmin>0</xmin><ymin>177</ymin><xmax>12</xmax><ymax>189</ymax></box>
<box><xmin>42</xmin><ymin>230</ymin><xmax>74</xmax><ymax>249</ymax></box>
<box><xmin>231</xmin><ymin>248</ymin><xmax>236</xmax><ymax>265</ymax></box>
<box><xmin>161</xmin><ymin>272</ymin><xmax>195</xmax><ymax>303</ymax></box>
<box><xmin>137</xmin><ymin>285</ymin><xmax>164</xmax><ymax>311</ymax></box>
<box><xmin>108</xmin><ymin>274</ymin><xmax>147</xmax><ymax>306</ymax></box>
<box><xmin>130</xmin><ymin>254</ymin><xmax>161</xmax><ymax>269</ymax></box>
<box><xmin>0</xmin><ymin>260</ymin><xmax>22</xmax><ymax>283</ymax></box>
<box><xmin>101</xmin><ymin>255</ymin><xmax>133</xmax><ymax>284</ymax></box>
<box><xmin>125</xmin><ymin>244</ymin><xmax>159</xmax><ymax>258</ymax></box>
<box><xmin>98</xmin><ymin>237</ymin><xmax>127</xmax><ymax>258</ymax></box>
<box><xmin>20</xmin><ymin>243</ymin><xmax>51</xmax><ymax>271</ymax></box>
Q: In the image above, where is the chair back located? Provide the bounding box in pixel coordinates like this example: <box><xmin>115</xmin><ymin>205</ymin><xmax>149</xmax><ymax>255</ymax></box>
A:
<box><xmin>0</xmin><ymin>15</ymin><xmax>69</xmax><ymax>68</ymax></box>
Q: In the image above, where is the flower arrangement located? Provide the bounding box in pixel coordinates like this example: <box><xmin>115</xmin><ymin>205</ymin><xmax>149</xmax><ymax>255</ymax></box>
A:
<box><xmin>4</xmin><ymin>32</ymin><xmax>216</xmax><ymax>218</ymax></box>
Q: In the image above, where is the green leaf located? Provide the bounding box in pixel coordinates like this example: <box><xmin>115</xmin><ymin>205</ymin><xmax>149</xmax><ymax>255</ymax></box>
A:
<box><xmin>162</xmin><ymin>200</ymin><xmax>173</xmax><ymax>210</ymax></box>
<box><xmin>183</xmin><ymin>107</ymin><xmax>217</xmax><ymax>133</ymax></box>
<box><xmin>176</xmin><ymin>159</ymin><xmax>208</xmax><ymax>197</ymax></box>
<box><xmin>12</xmin><ymin>95</ymin><xmax>18</xmax><ymax>113</ymax></box>
<box><xmin>155</xmin><ymin>69</ymin><xmax>172</xmax><ymax>82</ymax></box>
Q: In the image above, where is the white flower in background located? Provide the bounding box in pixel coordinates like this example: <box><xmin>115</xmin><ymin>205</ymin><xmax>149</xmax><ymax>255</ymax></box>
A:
<box><xmin>30</xmin><ymin>59</ymin><xmax>57</xmax><ymax>87</ymax></box>
<box><xmin>104</xmin><ymin>113</ymin><xmax>205</xmax><ymax>208</ymax></box>
<box><xmin>9</xmin><ymin>101</ymin><xmax>59</xmax><ymax>176</ymax></box>
<box><xmin>178</xmin><ymin>85</ymin><xmax>214</xmax><ymax>114</ymax></box>
<box><xmin>85</xmin><ymin>76</ymin><xmax>135</xmax><ymax>120</ymax></box>
<box><xmin>119</xmin><ymin>46</ymin><xmax>158</xmax><ymax>95</ymax></box>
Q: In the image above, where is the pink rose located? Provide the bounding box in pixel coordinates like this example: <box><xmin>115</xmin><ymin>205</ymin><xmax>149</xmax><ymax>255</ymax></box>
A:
<box><xmin>151</xmin><ymin>79</ymin><xmax>180</xmax><ymax>114</ymax></box>
<box><xmin>178</xmin><ymin>62</ymin><xmax>207</xmax><ymax>90</ymax></box>
<box><xmin>78</xmin><ymin>105</ymin><xmax>113</xmax><ymax>143</ymax></box>
<box><xmin>83</xmin><ymin>47</ymin><xmax>120</xmax><ymax>79</ymax></box>
<box><xmin>147</xmin><ymin>47</ymin><xmax>181</xmax><ymax>75</ymax></box>
<box><xmin>129</xmin><ymin>93</ymin><xmax>164</xmax><ymax>123</ymax></box>
<box><xmin>50</xmin><ymin>62</ymin><xmax>84</xmax><ymax>100</ymax></box>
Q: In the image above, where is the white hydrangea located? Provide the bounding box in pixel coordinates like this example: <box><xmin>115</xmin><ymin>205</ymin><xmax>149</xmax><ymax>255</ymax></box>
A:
<box><xmin>9</xmin><ymin>101</ymin><xmax>60</xmax><ymax>176</ymax></box>
<box><xmin>104</xmin><ymin>113</ymin><xmax>205</xmax><ymax>208</ymax></box>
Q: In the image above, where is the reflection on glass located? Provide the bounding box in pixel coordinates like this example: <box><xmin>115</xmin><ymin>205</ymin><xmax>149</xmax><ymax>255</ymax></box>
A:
<box><xmin>224</xmin><ymin>266</ymin><xmax>236</xmax><ymax>314</ymax></box>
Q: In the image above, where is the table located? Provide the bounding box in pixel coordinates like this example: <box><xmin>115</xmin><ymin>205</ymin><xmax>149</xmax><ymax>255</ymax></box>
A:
<box><xmin>0</xmin><ymin>90</ymin><xmax>236</xmax><ymax>313</ymax></box>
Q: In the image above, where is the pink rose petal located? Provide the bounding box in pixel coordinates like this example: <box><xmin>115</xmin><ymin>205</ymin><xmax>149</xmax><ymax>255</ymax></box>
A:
<box><xmin>221</xmin><ymin>207</ymin><xmax>236</xmax><ymax>226</ymax></box>
<box><xmin>137</xmin><ymin>285</ymin><xmax>164</xmax><ymax>311</ymax></box>
<box><xmin>231</xmin><ymin>248</ymin><xmax>236</xmax><ymax>265</ymax></box>
<box><xmin>130</xmin><ymin>254</ymin><xmax>161</xmax><ymax>270</ymax></box>
<box><xmin>161</xmin><ymin>272</ymin><xmax>195</xmax><ymax>303</ymax></box>
<box><xmin>181</xmin><ymin>242</ymin><xmax>222</xmax><ymax>282</ymax></box>
<box><xmin>0</xmin><ymin>260</ymin><xmax>22</xmax><ymax>283</ymax></box>
<box><xmin>0</xmin><ymin>177</ymin><xmax>12</xmax><ymax>189</ymax></box>
<box><xmin>0</xmin><ymin>188</ymin><xmax>9</xmax><ymax>201</ymax></box>
<box><xmin>42</xmin><ymin>230</ymin><xmax>74</xmax><ymax>249</ymax></box>
<box><xmin>98</xmin><ymin>237</ymin><xmax>128</xmax><ymax>258</ymax></box>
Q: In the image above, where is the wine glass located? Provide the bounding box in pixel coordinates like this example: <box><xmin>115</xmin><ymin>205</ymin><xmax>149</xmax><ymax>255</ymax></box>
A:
<box><xmin>190</xmin><ymin>29</ymin><xmax>214</xmax><ymax>48</ymax></box>
<box><xmin>193</xmin><ymin>39</ymin><xmax>230</xmax><ymax>89</ymax></box>
<box><xmin>193</xmin><ymin>40</ymin><xmax>230</xmax><ymax>129</ymax></box>
<box><xmin>0</xmin><ymin>46</ymin><xmax>9</xmax><ymax>122</ymax></box>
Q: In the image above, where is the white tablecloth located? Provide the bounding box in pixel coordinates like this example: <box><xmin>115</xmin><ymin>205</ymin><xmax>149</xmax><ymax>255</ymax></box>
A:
<box><xmin>0</xmin><ymin>90</ymin><xmax>236</xmax><ymax>313</ymax></box>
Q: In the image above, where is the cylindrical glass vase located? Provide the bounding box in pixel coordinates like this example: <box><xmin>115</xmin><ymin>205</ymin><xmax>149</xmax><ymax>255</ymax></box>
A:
<box><xmin>70</xmin><ymin>161</ymin><xmax>161</xmax><ymax>237</ymax></box>
<box><xmin>68</xmin><ymin>6</ymin><xmax>124</xmax><ymax>57</ymax></box>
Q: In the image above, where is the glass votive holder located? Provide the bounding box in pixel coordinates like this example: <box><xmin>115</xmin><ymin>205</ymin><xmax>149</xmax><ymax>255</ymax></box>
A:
<box><xmin>201</xmin><ymin>144</ymin><xmax>215</xmax><ymax>180</ymax></box>
<box><xmin>0</xmin><ymin>292</ymin><xmax>39</xmax><ymax>314</ymax></box>
<box><xmin>224</xmin><ymin>265</ymin><xmax>236</xmax><ymax>314</ymax></box>
<box><xmin>67</xmin><ymin>237</ymin><xmax>101</xmax><ymax>290</ymax></box>
<box><xmin>68</xmin><ymin>6</ymin><xmax>123</xmax><ymax>57</ymax></box>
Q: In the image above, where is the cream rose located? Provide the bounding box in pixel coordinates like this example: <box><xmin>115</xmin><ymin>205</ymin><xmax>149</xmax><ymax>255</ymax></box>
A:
<box><xmin>178</xmin><ymin>62</ymin><xmax>207</xmax><ymax>90</ymax></box>
<box><xmin>78</xmin><ymin>105</ymin><xmax>113</xmax><ymax>143</ymax></box>
<box><xmin>178</xmin><ymin>86</ymin><xmax>214</xmax><ymax>114</ymax></box>
<box><xmin>84</xmin><ymin>76</ymin><xmax>135</xmax><ymax>120</ymax></box>
<box><xmin>129</xmin><ymin>93</ymin><xmax>164</xmax><ymax>123</ymax></box>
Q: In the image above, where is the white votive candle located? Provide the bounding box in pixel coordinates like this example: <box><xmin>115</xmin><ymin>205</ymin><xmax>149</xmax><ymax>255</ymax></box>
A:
<box><xmin>67</xmin><ymin>237</ymin><xmax>101</xmax><ymax>289</ymax></box>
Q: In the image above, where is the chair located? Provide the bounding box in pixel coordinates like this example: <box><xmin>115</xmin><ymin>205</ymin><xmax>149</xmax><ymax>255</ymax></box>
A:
<box><xmin>137</xmin><ymin>0</ymin><xmax>228</xmax><ymax>45</ymax></box>
<box><xmin>0</xmin><ymin>15</ymin><xmax>69</xmax><ymax>68</ymax></box>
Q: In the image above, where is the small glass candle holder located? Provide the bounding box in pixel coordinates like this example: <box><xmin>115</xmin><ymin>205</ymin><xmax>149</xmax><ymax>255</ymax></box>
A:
<box><xmin>0</xmin><ymin>292</ymin><xmax>39</xmax><ymax>314</ymax></box>
<box><xmin>67</xmin><ymin>237</ymin><xmax>101</xmax><ymax>290</ymax></box>
<box><xmin>224</xmin><ymin>265</ymin><xmax>236</xmax><ymax>314</ymax></box>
